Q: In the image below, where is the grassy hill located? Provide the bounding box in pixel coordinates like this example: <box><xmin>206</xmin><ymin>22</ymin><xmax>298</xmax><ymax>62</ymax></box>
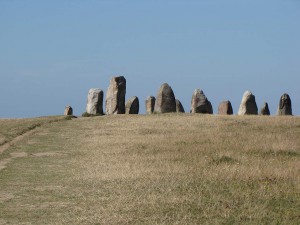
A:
<box><xmin>0</xmin><ymin>114</ymin><xmax>299</xmax><ymax>224</ymax></box>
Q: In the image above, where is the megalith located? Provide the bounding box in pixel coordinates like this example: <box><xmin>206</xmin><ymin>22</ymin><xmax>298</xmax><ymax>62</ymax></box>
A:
<box><xmin>106</xmin><ymin>76</ymin><xmax>126</xmax><ymax>115</ymax></box>
<box><xmin>86</xmin><ymin>88</ymin><xmax>104</xmax><ymax>115</ymax></box>
<box><xmin>190</xmin><ymin>89</ymin><xmax>213</xmax><ymax>114</ymax></box>
<box><xmin>176</xmin><ymin>99</ymin><xmax>185</xmax><ymax>113</ymax></box>
<box><xmin>218</xmin><ymin>101</ymin><xmax>233</xmax><ymax>115</ymax></box>
<box><xmin>277</xmin><ymin>93</ymin><xmax>292</xmax><ymax>116</ymax></box>
<box><xmin>126</xmin><ymin>96</ymin><xmax>139</xmax><ymax>114</ymax></box>
<box><xmin>154</xmin><ymin>83</ymin><xmax>176</xmax><ymax>113</ymax></box>
<box><xmin>145</xmin><ymin>96</ymin><xmax>156</xmax><ymax>114</ymax></box>
<box><xmin>260</xmin><ymin>102</ymin><xmax>270</xmax><ymax>115</ymax></box>
<box><xmin>64</xmin><ymin>106</ymin><xmax>73</xmax><ymax>116</ymax></box>
<box><xmin>238</xmin><ymin>91</ymin><xmax>258</xmax><ymax>115</ymax></box>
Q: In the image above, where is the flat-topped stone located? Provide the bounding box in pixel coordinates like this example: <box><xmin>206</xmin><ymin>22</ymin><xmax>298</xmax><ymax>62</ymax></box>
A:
<box><xmin>106</xmin><ymin>76</ymin><xmax>126</xmax><ymax>114</ymax></box>
<box><xmin>86</xmin><ymin>88</ymin><xmax>104</xmax><ymax>115</ymax></box>
<box><xmin>218</xmin><ymin>101</ymin><xmax>233</xmax><ymax>115</ymax></box>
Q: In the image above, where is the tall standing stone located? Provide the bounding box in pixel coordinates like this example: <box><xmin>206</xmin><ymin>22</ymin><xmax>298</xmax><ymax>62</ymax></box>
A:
<box><xmin>145</xmin><ymin>96</ymin><xmax>156</xmax><ymax>114</ymax></box>
<box><xmin>154</xmin><ymin>83</ymin><xmax>176</xmax><ymax>113</ymax></box>
<box><xmin>176</xmin><ymin>99</ymin><xmax>185</xmax><ymax>113</ymax></box>
<box><xmin>190</xmin><ymin>89</ymin><xmax>213</xmax><ymax>114</ymax></box>
<box><xmin>277</xmin><ymin>93</ymin><xmax>292</xmax><ymax>116</ymax></box>
<box><xmin>238</xmin><ymin>91</ymin><xmax>258</xmax><ymax>115</ymax></box>
<box><xmin>126</xmin><ymin>96</ymin><xmax>139</xmax><ymax>114</ymax></box>
<box><xmin>106</xmin><ymin>76</ymin><xmax>126</xmax><ymax>115</ymax></box>
<box><xmin>218</xmin><ymin>101</ymin><xmax>233</xmax><ymax>115</ymax></box>
<box><xmin>64</xmin><ymin>106</ymin><xmax>73</xmax><ymax>116</ymax></box>
<box><xmin>260</xmin><ymin>102</ymin><xmax>270</xmax><ymax>115</ymax></box>
<box><xmin>86</xmin><ymin>88</ymin><xmax>104</xmax><ymax>115</ymax></box>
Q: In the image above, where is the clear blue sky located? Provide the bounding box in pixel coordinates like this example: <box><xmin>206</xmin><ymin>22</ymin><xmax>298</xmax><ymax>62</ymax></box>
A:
<box><xmin>1</xmin><ymin>0</ymin><xmax>299</xmax><ymax>117</ymax></box>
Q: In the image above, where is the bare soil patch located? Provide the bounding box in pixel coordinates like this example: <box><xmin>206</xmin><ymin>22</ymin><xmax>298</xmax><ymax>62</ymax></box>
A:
<box><xmin>32</xmin><ymin>152</ymin><xmax>65</xmax><ymax>157</ymax></box>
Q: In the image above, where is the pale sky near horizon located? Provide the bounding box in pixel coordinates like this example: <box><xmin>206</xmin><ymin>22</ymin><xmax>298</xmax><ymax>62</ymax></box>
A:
<box><xmin>0</xmin><ymin>0</ymin><xmax>299</xmax><ymax>118</ymax></box>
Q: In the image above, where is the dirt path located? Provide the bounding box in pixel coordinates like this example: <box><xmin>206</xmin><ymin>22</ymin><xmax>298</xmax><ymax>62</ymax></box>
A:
<box><xmin>0</xmin><ymin>116</ymin><xmax>72</xmax><ymax>154</ymax></box>
<box><xmin>0</xmin><ymin>152</ymin><xmax>28</xmax><ymax>171</ymax></box>
<box><xmin>0</xmin><ymin>129</ymin><xmax>36</xmax><ymax>154</ymax></box>
<box><xmin>0</xmin><ymin>129</ymin><xmax>37</xmax><ymax>171</ymax></box>
<box><xmin>0</xmin><ymin>117</ymin><xmax>72</xmax><ymax>171</ymax></box>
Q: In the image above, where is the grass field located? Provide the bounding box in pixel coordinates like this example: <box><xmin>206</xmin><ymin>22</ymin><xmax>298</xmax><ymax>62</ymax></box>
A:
<box><xmin>0</xmin><ymin>114</ymin><xmax>299</xmax><ymax>224</ymax></box>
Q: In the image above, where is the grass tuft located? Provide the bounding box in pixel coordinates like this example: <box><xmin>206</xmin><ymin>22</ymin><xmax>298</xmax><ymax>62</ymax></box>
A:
<box><xmin>81</xmin><ymin>112</ymin><xmax>104</xmax><ymax>117</ymax></box>
<box><xmin>211</xmin><ymin>155</ymin><xmax>238</xmax><ymax>165</ymax></box>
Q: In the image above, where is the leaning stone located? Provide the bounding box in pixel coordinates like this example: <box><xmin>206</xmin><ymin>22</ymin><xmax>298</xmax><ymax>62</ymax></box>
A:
<box><xmin>238</xmin><ymin>91</ymin><xmax>258</xmax><ymax>115</ymax></box>
<box><xmin>154</xmin><ymin>83</ymin><xmax>176</xmax><ymax>113</ymax></box>
<box><xmin>64</xmin><ymin>106</ymin><xmax>73</xmax><ymax>116</ymax></box>
<box><xmin>86</xmin><ymin>88</ymin><xmax>104</xmax><ymax>115</ymax></box>
<box><xmin>218</xmin><ymin>101</ymin><xmax>233</xmax><ymax>115</ymax></box>
<box><xmin>176</xmin><ymin>99</ymin><xmax>185</xmax><ymax>113</ymax></box>
<box><xmin>126</xmin><ymin>96</ymin><xmax>139</xmax><ymax>114</ymax></box>
<box><xmin>260</xmin><ymin>102</ymin><xmax>270</xmax><ymax>115</ymax></box>
<box><xmin>145</xmin><ymin>96</ymin><xmax>156</xmax><ymax>114</ymax></box>
<box><xmin>277</xmin><ymin>93</ymin><xmax>292</xmax><ymax>115</ymax></box>
<box><xmin>190</xmin><ymin>89</ymin><xmax>213</xmax><ymax>114</ymax></box>
<box><xmin>106</xmin><ymin>76</ymin><xmax>126</xmax><ymax>115</ymax></box>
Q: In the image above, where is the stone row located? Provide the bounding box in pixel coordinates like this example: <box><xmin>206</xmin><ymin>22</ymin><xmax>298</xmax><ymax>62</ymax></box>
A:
<box><xmin>64</xmin><ymin>76</ymin><xmax>293</xmax><ymax>116</ymax></box>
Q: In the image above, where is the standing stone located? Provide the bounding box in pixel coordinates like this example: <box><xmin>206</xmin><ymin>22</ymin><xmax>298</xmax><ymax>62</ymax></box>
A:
<box><xmin>106</xmin><ymin>76</ymin><xmax>126</xmax><ymax>115</ymax></box>
<box><xmin>154</xmin><ymin>83</ymin><xmax>176</xmax><ymax>113</ymax></box>
<box><xmin>260</xmin><ymin>102</ymin><xmax>270</xmax><ymax>115</ymax></box>
<box><xmin>86</xmin><ymin>88</ymin><xmax>104</xmax><ymax>115</ymax></box>
<box><xmin>190</xmin><ymin>89</ymin><xmax>213</xmax><ymax>114</ymax></box>
<box><xmin>126</xmin><ymin>96</ymin><xmax>139</xmax><ymax>114</ymax></box>
<box><xmin>176</xmin><ymin>99</ymin><xmax>185</xmax><ymax>113</ymax></box>
<box><xmin>277</xmin><ymin>93</ymin><xmax>292</xmax><ymax>116</ymax></box>
<box><xmin>238</xmin><ymin>91</ymin><xmax>258</xmax><ymax>115</ymax></box>
<box><xmin>145</xmin><ymin>96</ymin><xmax>156</xmax><ymax>114</ymax></box>
<box><xmin>64</xmin><ymin>106</ymin><xmax>73</xmax><ymax>116</ymax></box>
<box><xmin>218</xmin><ymin>101</ymin><xmax>233</xmax><ymax>115</ymax></box>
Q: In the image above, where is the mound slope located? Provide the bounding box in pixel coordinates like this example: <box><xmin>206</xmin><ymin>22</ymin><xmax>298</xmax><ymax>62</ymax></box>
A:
<box><xmin>0</xmin><ymin>114</ymin><xmax>299</xmax><ymax>224</ymax></box>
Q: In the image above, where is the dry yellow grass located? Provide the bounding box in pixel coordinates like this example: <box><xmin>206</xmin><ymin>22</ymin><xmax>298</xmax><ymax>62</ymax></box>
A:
<box><xmin>0</xmin><ymin>114</ymin><xmax>299</xmax><ymax>224</ymax></box>
<box><xmin>0</xmin><ymin>116</ymin><xmax>67</xmax><ymax>146</ymax></box>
